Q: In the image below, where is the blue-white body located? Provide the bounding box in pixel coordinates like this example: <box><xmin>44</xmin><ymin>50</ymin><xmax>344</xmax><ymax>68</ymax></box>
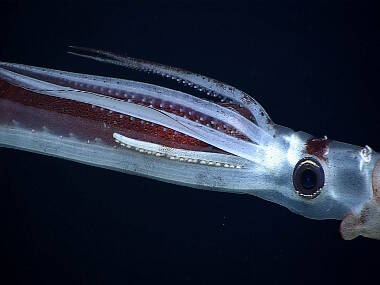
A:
<box><xmin>0</xmin><ymin>47</ymin><xmax>379</xmax><ymax>240</ymax></box>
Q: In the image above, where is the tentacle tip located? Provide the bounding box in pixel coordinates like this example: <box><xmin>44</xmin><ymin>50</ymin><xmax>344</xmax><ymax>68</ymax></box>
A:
<box><xmin>68</xmin><ymin>45</ymin><xmax>86</xmax><ymax>50</ymax></box>
<box><xmin>67</xmin><ymin>45</ymin><xmax>99</xmax><ymax>55</ymax></box>
<box><xmin>66</xmin><ymin>51</ymin><xmax>81</xmax><ymax>58</ymax></box>
<box><xmin>67</xmin><ymin>45</ymin><xmax>84</xmax><ymax>52</ymax></box>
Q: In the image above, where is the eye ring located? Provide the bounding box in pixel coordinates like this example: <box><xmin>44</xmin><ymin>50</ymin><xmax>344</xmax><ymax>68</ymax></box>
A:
<box><xmin>293</xmin><ymin>157</ymin><xmax>325</xmax><ymax>199</ymax></box>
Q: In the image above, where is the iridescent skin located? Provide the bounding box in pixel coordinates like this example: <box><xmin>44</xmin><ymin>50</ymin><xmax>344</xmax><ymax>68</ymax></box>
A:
<box><xmin>0</xmin><ymin>47</ymin><xmax>378</xmax><ymax>240</ymax></box>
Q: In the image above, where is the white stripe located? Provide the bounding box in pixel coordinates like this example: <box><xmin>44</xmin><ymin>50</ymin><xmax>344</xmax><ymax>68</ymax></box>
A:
<box><xmin>113</xmin><ymin>132</ymin><xmax>247</xmax><ymax>168</ymax></box>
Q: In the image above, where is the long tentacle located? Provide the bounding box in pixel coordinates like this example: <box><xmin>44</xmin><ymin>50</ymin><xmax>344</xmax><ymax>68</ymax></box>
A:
<box><xmin>68</xmin><ymin>46</ymin><xmax>274</xmax><ymax>135</ymax></box>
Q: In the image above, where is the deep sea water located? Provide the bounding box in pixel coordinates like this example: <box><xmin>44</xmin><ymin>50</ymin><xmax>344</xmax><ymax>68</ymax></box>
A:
<box><xmin>1</xmin><ymin>1</ymin><xmax>380</xmax><ymax>284</ymax></box>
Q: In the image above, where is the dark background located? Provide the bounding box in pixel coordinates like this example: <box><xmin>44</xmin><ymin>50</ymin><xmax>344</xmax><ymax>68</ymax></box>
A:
<box><xmin>1</xmin><ymin>0</ymin><xmax>380</xmax><ymax>284</ymax></box>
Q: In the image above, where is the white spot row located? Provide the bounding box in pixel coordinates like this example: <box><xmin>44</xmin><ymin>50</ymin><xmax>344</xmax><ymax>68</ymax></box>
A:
<box><xmin>114</xmin><ymin>138</ymin><xmax>241</xmax><ymax>169</ymax></box>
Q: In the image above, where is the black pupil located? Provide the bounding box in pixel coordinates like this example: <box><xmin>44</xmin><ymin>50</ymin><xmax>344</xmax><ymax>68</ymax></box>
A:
<box><xmin>301</xmin><ymin>169</ymin><xmax>317</xmax><ymax>190</ymax></box>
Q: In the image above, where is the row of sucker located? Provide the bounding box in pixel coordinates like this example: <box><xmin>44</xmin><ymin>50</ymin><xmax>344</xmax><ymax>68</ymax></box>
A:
<box><xmin>113</xmin><ymin>59</ymin><xmax>260</xmax><ymax>123</ymax></box>
<box><xmin>67</xmin><ymin>47</ymin><xmax>267</xmax><ymax>125</ymax></box>
<box><xmin>114</xmin><ymin>136</ymin><xmax>242</xmax><ymax>169</ymax></box>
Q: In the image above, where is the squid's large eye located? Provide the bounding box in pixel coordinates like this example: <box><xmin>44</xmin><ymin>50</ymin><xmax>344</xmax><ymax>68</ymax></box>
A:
<box><xmin>293</xmin><ymin>157</ymin><xmax>325</xmax><ymax>199</ymax></box>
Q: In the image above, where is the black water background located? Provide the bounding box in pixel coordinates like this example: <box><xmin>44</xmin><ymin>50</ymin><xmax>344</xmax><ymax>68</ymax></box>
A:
<box><xmin>1</xmin><ymin>1</ymin><xmax>380</xmax><ymax>284</ymax></box>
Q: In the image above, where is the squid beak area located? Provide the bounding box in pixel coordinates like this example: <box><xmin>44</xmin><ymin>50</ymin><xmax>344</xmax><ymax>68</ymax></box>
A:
<box><xmin>339</xmin><ymin>158</ymin><xmax>380</xmax><ymax>240</ymax></box>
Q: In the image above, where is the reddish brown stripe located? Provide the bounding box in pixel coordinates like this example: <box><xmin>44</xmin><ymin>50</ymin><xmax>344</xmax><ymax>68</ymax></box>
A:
<box><xmin>0</xmin><ymin>79</ymin><xmax>221</xmax><ymax>152</ymax></box>
<box><xmin>1</xmin><ymin>65</ymin><xmax>250</xmax><ymax>141</ymax></box>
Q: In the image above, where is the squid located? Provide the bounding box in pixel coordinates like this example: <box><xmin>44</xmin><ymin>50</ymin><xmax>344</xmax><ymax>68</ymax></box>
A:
<box><xmin>0</xmin><ymin>47</ymin><xmax>379</xmax><ymax>240</ymax></box>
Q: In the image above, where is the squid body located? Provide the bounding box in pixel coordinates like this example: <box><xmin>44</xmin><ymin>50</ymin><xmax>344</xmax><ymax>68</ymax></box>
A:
<box><xmin>0</xmin><ymin>47</ymin><xmax>379</xmax><ymax>240</ymax></box>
